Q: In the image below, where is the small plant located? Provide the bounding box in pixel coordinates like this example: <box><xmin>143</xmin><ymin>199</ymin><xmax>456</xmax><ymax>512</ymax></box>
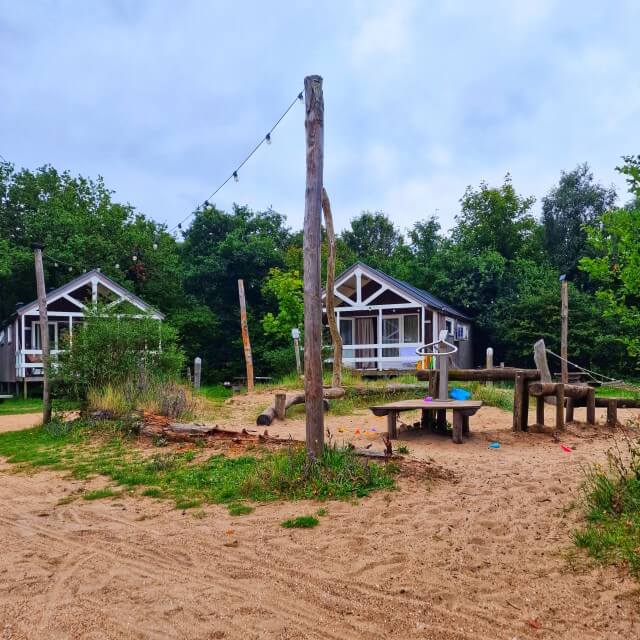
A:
<box><xmin>141</xmin><ymin>487</ymin><xmax>163</xmax><ymax>498</ymax></box>
<box><xmin>395</xmin><ymin>444</ymin><xmax>410</xmax><ymax>455</ymax></box>
<box><xmin>281</xmin><ymin>515</ymin><xmax>319</xmax><ymax>529</ymax></box>
<box><xmin>175</xmin><ymin>497</ymin><xmax>201</xmax><ymax>510</ymax></box>
<box><xmin>145</xmin><ymin>453</ymin><xmax>177</xmax><ymax>473</ymax></box>
<box><xmin>83</xmin><ymin>488</ymin><xmax>118</xmax><ymax>500</ymax></box>
<box><xmin>228</xmin><ymin>503</ymin><xmax>254</xmax><ymax>516</ymax></box>
<box><xmin>316</xmin><ymin>507</ymin><xmax>328</xmax><ymax>517</ymax></box>
<box><xmin>44</xmin><ymin>417</ymin><xmax>74</xmax><ymax>437</ymax></box>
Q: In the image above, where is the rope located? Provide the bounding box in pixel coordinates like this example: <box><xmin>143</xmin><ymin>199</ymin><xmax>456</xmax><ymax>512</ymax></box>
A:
<box><xmin>545</xmin><ymin>348</ymin><xmax>622</xmax><ymax>385</ymax></box>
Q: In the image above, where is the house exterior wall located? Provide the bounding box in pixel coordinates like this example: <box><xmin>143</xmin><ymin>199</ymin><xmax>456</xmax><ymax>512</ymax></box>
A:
<box><xmin>0</xmin><ymin>320</ymin><xmax>17</xmax><ymax>384</ymax></box>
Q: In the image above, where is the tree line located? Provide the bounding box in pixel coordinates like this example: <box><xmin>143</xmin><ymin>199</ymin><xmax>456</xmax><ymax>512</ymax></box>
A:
<box><xmin>1</xmin><ymin>157</ymin><xmax>639</xmax><ymax>382</ymax></box>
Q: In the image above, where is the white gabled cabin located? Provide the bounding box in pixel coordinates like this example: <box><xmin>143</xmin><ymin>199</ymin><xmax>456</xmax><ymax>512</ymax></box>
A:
<box><xmin>323</xmin><ymin>262</ymin><xmax>473</xmax><ymax>371</ymax></box>
<box><xmin>0</xmin><ymin>269</ymin><xmax>163</xmax><ymax>396</ymax></box>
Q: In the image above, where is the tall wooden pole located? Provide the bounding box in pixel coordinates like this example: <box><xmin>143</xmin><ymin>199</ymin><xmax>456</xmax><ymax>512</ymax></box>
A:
<box><xmin>560</xmin><ymin>277</ymin><xmax>568</xmax><ymax>384</ymax></box>
<box><xmin>238</xmin><ymin>279</ymin><xmax>254</xmax><ymax>393</ymax></box>
<box><xmin>322</xmin><ymin>188</ymin><xmax>342</xmax><ymax>388</ymax></box>
<box><xmin>303</xmin><ymin>74</ymin><xmax>324</xmax><ymax>458</ymax></box>
<box><xmin>32</xmin><ymin>242</ymin><xmax>52</xmax><ymax>423</ymax></box>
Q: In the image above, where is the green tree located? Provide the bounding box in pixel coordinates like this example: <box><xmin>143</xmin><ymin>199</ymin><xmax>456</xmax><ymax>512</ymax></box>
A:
<box><xmin>340</xmin><ymin>211</ymin><xmax>404</xmax><ymax>270</ymax></box>
<box><xmin>0</xmin><ymin>162</ymin><xmax>183</xmax><ymax>320</ymax></box>
<box><xmin>580</xmin><ymin>156</ymin><xmax>640</xmax><ymax>361</ymax></box>
<box><xmin>261</xmin><ymin>268</ymin><xmax>304</xmax><ymax>342</ymax></box>
<box><xmin>453</xmin><ymin>175</ymin><xmax>537</xmax><ymax>260</ymax></box>
<box><xmin>542</xmin><ymin>163</ymin><xmax>616</xmax><ymax>279</ymax></box>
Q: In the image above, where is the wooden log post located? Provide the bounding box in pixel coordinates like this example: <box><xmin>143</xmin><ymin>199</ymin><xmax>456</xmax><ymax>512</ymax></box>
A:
<box><xmin>193</xmin><ymin>357</ymin><xmax>201</xmax><ymax>390</ymax></box>
<box><xmin>32</xmin><ymin>243</ymin><xmax>51</xmax><ymax>424</ymax></box>
<box><xmin>528</xmin><ymin>382</ymin><xmax>590</xmax><ymax>398</ymax></box>
<box><xmin>606</xmin><ymin>399</ymin><xmax>618</xmax><ymax>427</ymax></box>
<box><xmin>536</xmin><ymin>396</ymin><xmax>545</xmax><ymax>430</ymax></box>
<box><xmin>322</xmin><ymin>188</ymin><xmax>342</xmax><ymax>388</ymax></box>
<box><xmin>452</xmin><ymin>411</ymin><xmax>463</xmax><ymax>444</ymax></box>
<box><xmin>485</xmin><ymin>347</ymin><xmax>493</xmax><ymax>387</ymax></box>
<box><xmin>292</xmin><ymin>328</ymin><xmax>302</xmax><ymax>375</ymax></box>
<box><xmin>302</xmin><ymin>74</ymin><xmax>325</xmax><ymax>458</ymax></box>
<box><xmin>417</xmin><ymin>367</ymin><xmax>539</xmax><ymax>382</ymax></box>
<box><xmin>566</xmin><ymin>398</ymin><xmax>575</xmax><ymax>423</ymax></box>
<box><xmin>275</xmin><ymin>393</ymin><xmax>287</xmax><ymax>420</ymax></box>
<box><xmin>436</xmin><ymin>409</ymin><xmax>447</xmax><ymax>433</ymax></box>
<box><xmin>237</xmin><ymin>280</ymin><xmax>254</xmax><ymax>393</ymax></box>
<box><xmin>513</xmin><ymin>371</ymin><xmax>525</xmax><ymax>431</ymax></box>
<box><xmin>555</xmin><ymin>384</ymin><xmax>565</xmax><ymax>431</ymax></box>
<box><xmin>586</xmin><ymin>388</ymin><xmax>596</xmax><ymax>425</ymax></box>
<box><xmin>521</xmin><ymin>378</ymin><xmax>530</xmax><ymax>432</ymax></box>
<box><xmin>387</xmin><ymin>411</ymin><xmax>398</xmax><ymax>439</ymax></box>
<box><xmin>560</xmin><ymin>277</ymin><xmax>569</xmax><ymax>384</ymax></box>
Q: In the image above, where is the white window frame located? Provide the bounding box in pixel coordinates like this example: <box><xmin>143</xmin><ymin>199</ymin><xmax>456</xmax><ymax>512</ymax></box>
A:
<box><xmin>382</xmin><ymin>313</ymin><xmax>421</xmax><ymax>345</ymax></box>
<box><xmin>32</xmin><ymin>321</ymin><xmax>59</xmax><ymax>351</ymax></box>
<box><xmin>444</xmin><ymin>316</ymin><xmax>455</xmax><ymax>337</ymax></box>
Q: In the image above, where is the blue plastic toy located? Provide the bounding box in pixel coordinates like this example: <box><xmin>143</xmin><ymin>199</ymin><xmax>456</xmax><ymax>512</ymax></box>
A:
<box><xmin>488</xmin><ymin>442</ymin><xmax>500</xmax><ymax>449</ymax></box>
<box><xmin>449</xmin><ymin>387</ymin><xmax>472</xmax><ymax>401</ymax></box>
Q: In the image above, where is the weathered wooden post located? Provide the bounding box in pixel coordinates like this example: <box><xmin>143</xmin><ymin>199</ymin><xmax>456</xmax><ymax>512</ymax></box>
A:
<box><xmin>535</xmin><ymin>396</ymin><xmax>545</xmax><ymax>430</ymax></box>
<box><xmin>560</xmin><ymin>275</ymin><xmax>569</xmax><ymax>384</ymax></box>
<box><xmin>556</xmin><ymin>384</ymin><xmax>565</xmax><ymax>431</ymax></box>
<box><xmin>586</xmin><ymin>387</ymin><xmax>596</xmax><ymax>425</ymax></box>
<box><xmin>485</xmin><ymin>347</ymin><xmax>493</xmax><ymax>387</ymax></box>
<box><xmin>322</xmin><ymin>188</ymin><xmax>342</xmax><ymax>388</ymax></box>
<box><xmin>32</xmin><ymin>243</ymin><xmax>51</xmax><ymax>423</ymax></box>
<box><xmin>291</xmin><ymin>328</ymin><xmax>302</xmax><ymax>376</ymax></box>
<box><xmin>606</xmin><ymin>399</ymin><xmax>618</xmax><ymax>427</ymax></box>
<box><xmin>275</xmin><ymin>393</ymin><xmax>286</xmax><ymax>420</ymax></box>
<box><xmin>513</xmin><ymin>371</ymin><xmax>525</xmax><ymax>431</ymax></box>
<box><xmin>303</xmin><ymin>74</ymin><xmax>324</xmax><ymax>458</ymax></box>
<box><xmin>237</xmin><ymin>279</ymin><xmax>254</xmax><ymax>393</ymax></box>
<box><xmin>193</xmin><ymin>357</ymin><xmax>201</xmax><ymax>390</ymax></box>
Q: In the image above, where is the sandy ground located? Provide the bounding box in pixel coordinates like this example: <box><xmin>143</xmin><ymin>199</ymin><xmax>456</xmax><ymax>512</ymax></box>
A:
<box><xmin>0</xmin><ymin>412</ymin><xmax>42</xmax><ymax>433</ymax></box>
<box><xmin>1</xmin><ymin>398</ymin><xmax>640</xmax><ymax>639</ymax></box>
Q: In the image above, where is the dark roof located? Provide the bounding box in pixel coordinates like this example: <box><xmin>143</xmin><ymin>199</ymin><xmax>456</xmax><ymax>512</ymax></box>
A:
<box><xmin>338</xmin><ymin>262</ymin><xmax>471</xmax><ymax>321</ymax></box>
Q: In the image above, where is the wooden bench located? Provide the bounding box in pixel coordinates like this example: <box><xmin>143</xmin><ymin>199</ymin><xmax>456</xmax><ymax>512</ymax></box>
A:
<box><xmin>369</xmin><ymin>399</ymin><xmax>483</xmax><ymax>444</ymax></box>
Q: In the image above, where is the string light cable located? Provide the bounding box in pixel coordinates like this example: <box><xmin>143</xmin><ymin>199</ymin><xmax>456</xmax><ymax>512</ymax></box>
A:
<box><xmin>20</xmin><ymin>88</ymin><xmax>304</xmax><ymax>273</ymax></box>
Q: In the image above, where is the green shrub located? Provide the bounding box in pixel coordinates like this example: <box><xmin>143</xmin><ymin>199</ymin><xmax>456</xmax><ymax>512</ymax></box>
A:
<box><xmin>281</xmin><ymin>515</ymin><xmax>319</xmax><ymax>529</ymax></box>
<box><xmin>53</xmin><ymin>307</ymin><xmax>184</xmax><ymax>401</ymax></box>
<box><xmin>575</xmin><ymin>427</ymin><xmax>640</xmax><ymax>575</ymax></box>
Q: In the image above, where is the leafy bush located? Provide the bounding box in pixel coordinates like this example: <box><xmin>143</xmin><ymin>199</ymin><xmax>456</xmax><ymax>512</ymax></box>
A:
<box><xmin>53</xmin><ymin>307</ymin><xmax>184</xmax><ymax>400</ymax></box>
<box><xmin>575</xmin><ymin>425</ymin><xmax>640</xmax><ymax>574</ymax></box>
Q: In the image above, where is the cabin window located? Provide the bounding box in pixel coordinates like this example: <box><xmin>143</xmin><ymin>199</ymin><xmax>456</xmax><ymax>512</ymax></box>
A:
<box><xmin>445</xmin><ymin>317</ymin><xmax>455</xmax><ymax>336</ymax></box>
<box><xmin>339</xmin><ymin>318</ymin><xmax>353</xmax><ymax>345</ymax></box>
<box><xmin>403</xmin><ymin>315</ymin><xmax>419</xmax><ymax>343</ymax></box>
<box><xmin>33</xmin><ymin>322</ymin><xmax>58</xmax><ymax>350</ymax></box>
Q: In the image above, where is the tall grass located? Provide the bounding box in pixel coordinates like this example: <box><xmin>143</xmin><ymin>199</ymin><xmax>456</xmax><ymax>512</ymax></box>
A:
<box><xmin>574</xmin><ymin>425</ymin><xmax>640</xmax><ymax>575</ymax></box>
<box><xmin>0</xmin><ymin>421</ymin><xmax>397</xmax><ymax>508</ymax></box>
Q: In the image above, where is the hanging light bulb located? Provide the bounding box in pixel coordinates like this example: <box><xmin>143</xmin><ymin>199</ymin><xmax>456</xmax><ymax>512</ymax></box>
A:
<box><xmin>298</xmin><ymin>92</ymin><xmax>303</xmax><ymax>102</ymax></box>
<box><xmin>233</xmin><ymin>171</ymin><xmax>239</xmax><ymax>183</ymax></box>
<box><xmin>265</xmin><ymin>133</ymin><xmax>272</xmax><ymax>145</ymax></box>
<box><xmin>132</xmin><ymin>255</ymin><xmax>138</xmax><ymax>262</ymax></box>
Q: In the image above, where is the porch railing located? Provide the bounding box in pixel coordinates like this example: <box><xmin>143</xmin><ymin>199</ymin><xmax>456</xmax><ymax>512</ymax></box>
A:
<box><xmin>334</xmin><ymin>342</ymin><xmax>423</xmax><ymax>371</ymax></box>
<box><xmin>16</xmin><ymin>349</ymin><xmax>62</xmax><ymax>378</ymax></box>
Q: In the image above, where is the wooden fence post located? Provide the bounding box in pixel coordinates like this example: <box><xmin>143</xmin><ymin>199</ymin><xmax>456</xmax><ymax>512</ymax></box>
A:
<box><xmin>560</xmin><ymin>277</ymin><xmax>569</xmax><ymax>384</ymax></box>
<box><xmin>238</xmin><ymin>279</ymin><xmax>254</xmax><ymax>393</ymax></box>
<box><xmin>555</xmin><ymin>384</ymin><xmax>565</xmax><ymax>431</ymax></box>
<box><xmin>303</xmin><ymin>74</ymin><xmax>324</xmax><ymax>458</ymax></box>
<box><xmin>513</xmin><ymin>371</ymin><xmax>525</xmax><ymax>431</ymax></box>
<box><xmin>275</xmin><ymin>393</ymin><xmax>286</xmax><ymax>420</ymax></box>
<box><xmin>536</xmin><ymin>396</ymin><xmax>545</xmax><ymax>430</ymax></box>
<box><xmin>193</xmin><ymin>357</ymin><xmax>201</xmax><ymax>390</ymax></box>
<box><xmin>606</xmin><ymin>399</ymin><xmax>618</xmax><ymax>427</ymax></box>
<box><xmin>586</xmin><ymin>388</ymin><xmax>596</xmax><ymax>425</ymax></box>
<box><xmin>32</xmin><ymin>243</ymin><xmax>51</xmax><ymax>424</ymax></box>
<box><xmin>485</xmin><ymin>347</ymin><xmax>493</xmax><ymax>387</ymax></box>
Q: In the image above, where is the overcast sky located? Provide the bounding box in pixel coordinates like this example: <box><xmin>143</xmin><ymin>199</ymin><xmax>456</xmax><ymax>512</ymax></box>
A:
<box><xmin>2</xmin><ymin>1</ymin><xmax>639</xmax><ymax>234</ymax></box>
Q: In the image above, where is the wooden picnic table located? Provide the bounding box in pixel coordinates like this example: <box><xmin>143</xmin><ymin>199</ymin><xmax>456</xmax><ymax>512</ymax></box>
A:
<box><xmin>369</xmin><ymin>399</ymin><xmax>483</xmax><ymax>444</ymax></box>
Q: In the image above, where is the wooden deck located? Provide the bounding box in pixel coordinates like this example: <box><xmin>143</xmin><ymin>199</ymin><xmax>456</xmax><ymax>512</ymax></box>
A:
<box><xmin>369</xmin><ymin>399</ymin><xmax>482</xmax><ymax>444</ymax></box>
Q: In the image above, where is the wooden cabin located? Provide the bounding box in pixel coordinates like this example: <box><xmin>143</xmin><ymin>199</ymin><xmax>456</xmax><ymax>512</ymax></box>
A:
<box><xmin>324</xmin><ymin>262</ymin><xmax>473</xmax><ymax>371</ymax></box>
<box><xmin>0</xmin><ymin>269</ymin><xmax>163</xmax><ymax>396</ymax></box>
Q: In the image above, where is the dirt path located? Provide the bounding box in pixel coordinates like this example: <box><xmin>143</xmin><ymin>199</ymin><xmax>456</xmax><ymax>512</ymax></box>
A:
<box><xmin>1</xmin><ymin>403</ymin><xmax>639</xmax><ymax>639</ymax></box>
<box><xmin>0</xmin><ymin>412</ymin><xmax>41</xmax><ymax>433</ymax></box>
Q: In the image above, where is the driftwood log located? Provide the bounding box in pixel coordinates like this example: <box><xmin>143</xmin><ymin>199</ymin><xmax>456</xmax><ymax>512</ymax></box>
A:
<box><xmin>528</xmin><ymin>382</ymin><xmax>591</xmax><ymax>398</ymax></box>
<box><xmin>141</xmin><ymin>413</ymin><xmax>284</xmax><ymax>444</ymax></box>
<box><xmin>257</xmin><ymin>391</ymin><xmax>334</xmax><ymax>426</ymax></box>
<box><xmin>416</xmin><ymin>367</ymin><xmax>539</xmax><ymax>382</ymax></box>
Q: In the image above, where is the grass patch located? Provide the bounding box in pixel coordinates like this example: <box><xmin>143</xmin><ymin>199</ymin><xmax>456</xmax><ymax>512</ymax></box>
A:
<box><xmin>227</xmin><ymin>502</ymin><xmax>254</xmax><ymax>516</ymax></box>
<box><xmin>596</xmin><ymin>385</ymin><xmax>640</xmax><ymax>401</ymax></box>
<box><xmin>0</xmin><ymin>420</ymin><xmax>396</xmax><ymax>510</ymax></box>
<box><xmin>574</xmin><ymin>434</ymin><xmax>640</xmax><ymax>576</ymax></box>
<box><xmin>316</xmin><ymin>507</ymin><xmax>328</xmax><ymax>516</ymax></box>
<box><xmin>395</xmin><ymin>444</ymin><xmax>410</xmax><ymax>455</ymax></box>
<box><xmin>281</xmin><ymin>515</ymin><xmax>319</xmax><ymax>529</ymax></box>
<box><xmin>0</xmin><ymin>397</ymin><xmax>78</xmax><ymax>416</ymax></box>
<box><xmin>83</xmin><ymin>487</ymin><xmax>118</xmax><ymax>500</ymax></box>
